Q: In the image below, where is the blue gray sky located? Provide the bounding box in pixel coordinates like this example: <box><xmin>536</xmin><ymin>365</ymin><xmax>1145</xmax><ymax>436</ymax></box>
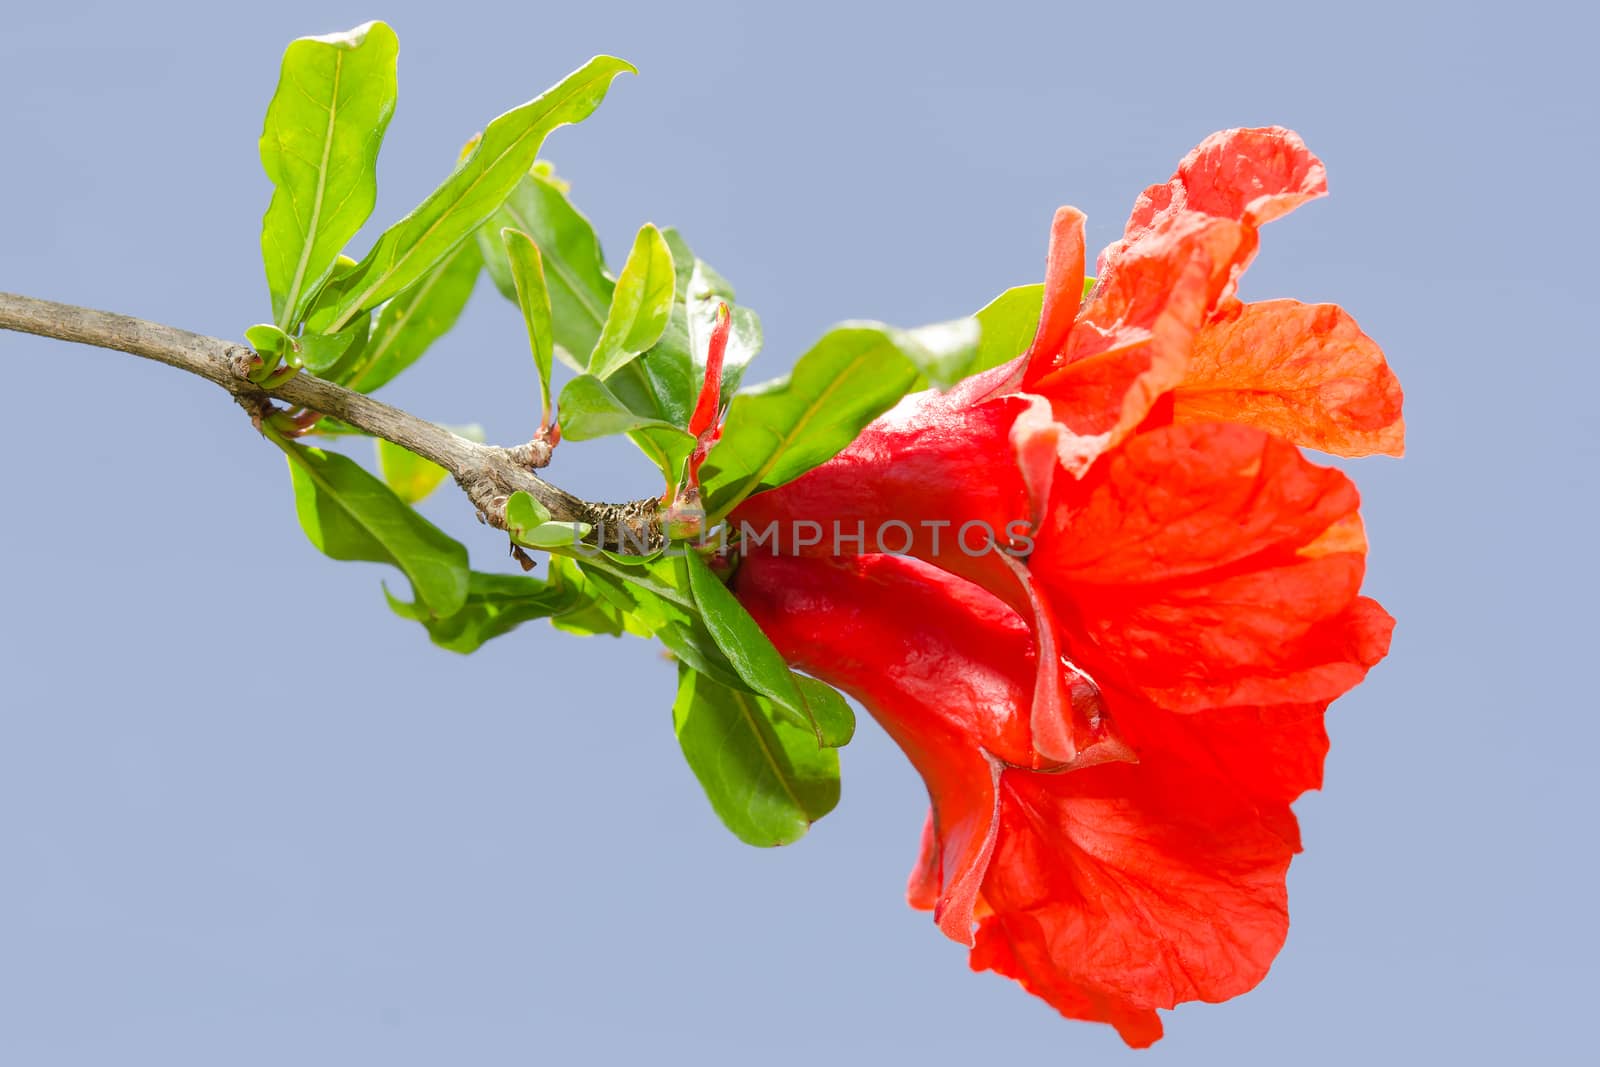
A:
<box><xmin>2</xmin><ymin>0</ymin><xmax>1595</xmax><ymax>1062</ymax></box>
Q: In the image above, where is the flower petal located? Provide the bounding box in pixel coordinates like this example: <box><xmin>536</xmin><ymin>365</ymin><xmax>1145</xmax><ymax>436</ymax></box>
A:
<box><xmin>1023</xmin><ymin>206</ymin><xmax>1087</xmax><ymax>368</ymax></box>
<box><xmin>734</xmin><ymin>551</ymin><xmax>1338</xmax><ymax>1046</ymax></box>
<box><xmin>1033</xmin><ymin>421</ymin><xmax>1390</xmax><ymax>712</ymax></box>
<box><xmin>971</xmin><ymin>732</ymin><xmax>1296</xmax><ymax>1047</ymax></box>
<box><xmin>1098</xmin><ymin>127</ymin><xmax>1327</xmax><ymax>322</ymax></box>
<box><xmin>1177</xmin><ymin>299</ymin><xmax>1405</xmax><ymax>457</ymax></box>
<box><xmin>733</xmin><ymin>553</ymin><xmax>1028</xmax><ymax>942</ymax></box>
<box><xmin>1122</xmin><ymin>126</ymin><xmax>1327</xmax><ymax>239</ymax></box>
<box><xmin>1023</xmin><ymin>217</ymin><xmax>1245</xmax><ymax>451</ymax></box>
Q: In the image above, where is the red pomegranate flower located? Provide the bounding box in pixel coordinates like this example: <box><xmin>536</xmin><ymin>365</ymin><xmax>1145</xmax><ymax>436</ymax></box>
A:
<box><xmin>728</xmin><ymin>127</ymin><xmax>1403</xmax><ymax>1043</ymax></box>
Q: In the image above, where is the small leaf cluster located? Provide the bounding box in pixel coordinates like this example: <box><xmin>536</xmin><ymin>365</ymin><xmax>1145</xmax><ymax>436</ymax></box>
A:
<box><xmin>249</xmin><ymin>21</ymin><xmax>1046</xmax><ymax>846</ymax></box>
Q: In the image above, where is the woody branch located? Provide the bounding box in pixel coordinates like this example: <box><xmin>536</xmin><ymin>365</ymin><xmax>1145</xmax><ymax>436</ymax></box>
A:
<box><xmin>0</xmin><ymin>291</ymin><xmax>662</xmax><ymax>551</ymax></box>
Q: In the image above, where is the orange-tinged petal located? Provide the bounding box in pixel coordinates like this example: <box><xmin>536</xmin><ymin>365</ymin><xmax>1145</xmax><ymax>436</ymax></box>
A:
<box><xmin>1023</xmin><ymin>206</ymin><xmax>1088</xmax><ymax>367</ymax></box>
<box><xmin>1099</xmin><ymin>127</ymin><xmax>1327</xmax><ymax>320</ymax></box>
<box><xmin>1022</xmin><ymin>218</ymin><xmax>1244</xmax><ymax>453</ymax></box>
<box><xmin>1044</xmin><ymin>420</ymin><xmax>1360</xmax><ymax>583</ymax></box>
<box><xmin>1034</xmin><ymin>421</ymin><xmax>1387</xmax><ymax>712</ymax></box>
<box><xmin>1177</xmin><ymin>298</ymin><xmax>1406</xmax><ymax>457</ymax></box>
<box><xmin>908</xmin><ymin>809</ymin><xmax>940</xmax><ymax>911</ymax></box>
<box><xmin>1122</xmin><ymin>126</ymin><xmax>1327</xmax><ymax>238</ymax></box>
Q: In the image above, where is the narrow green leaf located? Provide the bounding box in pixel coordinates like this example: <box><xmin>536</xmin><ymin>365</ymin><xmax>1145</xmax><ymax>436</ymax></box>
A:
<box><xmin>281</xmin><ymin>442</ymin><xmax>469</xmax><ymax>616</ymax></box>
<box><xmin>385</xmin><ymin>558</ymin><xmax>625</xmax><ymax>652</ymax></box>
<box><xmin>682</xmin><ymin>551</ymin><xmax>854</xmax><ymax>747</ymax></box>
<box><xmin>572</xmin><ymin>556</ymin><xmax>756</xmax><ymax>692</ymax></box>
<box><xmin>337</xmin><ymin>239</ymin><xmax>482</xmax><ymax>392</ymax></box>
<box><xmin>374</xmin><ymin>438</ymin><xmax>449</xmax><ymax>504</ymax></box>
<box><xmin>588</xmin><ymin>223</ymin><xmax>675</xmax><ymax>379</ymax></box>
<box><xmin>500</xmin><ymin>228</ymin><xmax>555</xmax><ymax>423</ymax></box>
<box><xmin>313</xmin><ymin>55</ymin><xmax>634</xmax><ymax>332</ymax></box>
<box><xmin>673</xmin><ymin>665</ymin><xmax>840</xmax><ymax>847</ymax></box>
<box><xmin>701</xmin><ymin>318</ymin><xmax>979</xmax><ymax>518</ymax></box>
<box><xmin>259</xmin><ymin>21</ymin><xmax>399</xmax><ymax>331</ymax></box>
<box><xmin>479</xmin><ymin>170</ymin><xmax>611</xmax><ymax>370</ymax></box>
<box><xmin>970</xmin><ymin>283</ymin><xmax>1044</xmax><ymax>375</ymax></box>
<box><xmin>682</xmin><ymin>550</ymin><xmax>793</xmax><ymax>693</ymax></box>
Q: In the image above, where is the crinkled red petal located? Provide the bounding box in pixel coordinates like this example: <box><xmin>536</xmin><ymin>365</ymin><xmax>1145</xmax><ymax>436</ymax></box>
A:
<box><xmin>1177</xmin><ymin>298</ymin><xmax>1406</xmax><ymax>457</ymax></box>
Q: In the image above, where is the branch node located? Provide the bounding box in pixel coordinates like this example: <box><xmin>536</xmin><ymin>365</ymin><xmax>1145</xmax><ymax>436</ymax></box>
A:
<box><xmin>228</xmin><ymin>345</ymin><xmax>261</xmax><ymax>381</ymax></box>
<box><xmin>506</xmin><ymin>426</ymin><xmax>557</xmax><ymax>470</ymax></box>
<box><xmin>233</xmin><ymin>389</ymin><xmax>275</xmax><ymax>433</ymax></box>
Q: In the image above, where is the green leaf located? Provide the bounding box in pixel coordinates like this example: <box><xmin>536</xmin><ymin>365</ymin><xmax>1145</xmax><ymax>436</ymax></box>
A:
<box><xmin>701</xmin><ymin>317</ymin><xmax>979</xmax><ymax>518</ymax></box>
<box><xmin>793</xmin><ymin>676</ymin><xmax>856</xmax><ymax>748</ymax></box>
<box><xmin>386</xmin><ymin>558</ymin><xmax>626</xmax><ymax>652</ymax></box>
<box><xmin>901</xmin><ymin>317</ymin><xmax>983</xmax><ymax>389</ymax></box>
<box><xmin>244</xmin><ymin>323</ymin><xmax>295</xmax><ymax>365</ymax></box>
<box><xmin>682</xmin><ymin>551</ymin><xmax>854</xmax><ymax>747</ymax></box>
<box><xmin>672</xmin><ymin>665</ymin><xmax>840</xmax><ymax>847</ymax></box>
<box><xmin>557</xmin><ymin>374</ymin><xmax>691</xmax><ymax>441</ymax></box>
<box><xmin>374</xmin><ymin>439</ymin><xmax>449</xmax><ymax>504</ymax></box>
<box><xmin>572</xmin><ymin>556</ymin><xmax>756</xmax><ymax>691</ymax></box>
<box><xmin>298</xmin><ymin>315</ymin><xmax>371</xmax><ymax>376</ymax></box>
<box><xmin>566</xmin><ymin>544</ymin><xmax>847</xmax><ymax>757</ymax></box>
<box><xmin>259</xmin><ymin>21</ymin><xmax>399</xmax><ymax>331</ymax></box>
<box><xmin>312</xmin><ymin>55</ymin><xmax>634</xmax><ymax>333</ymax></box>
<box><xmin>588</xmin><ymin>223</ymin><xmax>675</xmax><ymax>380</ymax></box>
<box><xmin>970</xmin><ymin>283</ymin><xmax>1044</xmax><ymax>375</ymax></box>
<box><xmin>504</xmin><ymin>489</ymin><xmax>553</xmax><ymax>528</ymax></box>
<box><xmin>599</xmin><ymin>232</ymin><xmax>764</xmax><ymax>481</ymax></box>
<box><xmin>500</xmin><ymin>228</ymin><xmax>555</xmax><ymax>423</ymax></box>
<box><xmin>479</xmin><ymin>170</ymin><xmax>611</xmax><ymax>370</ymax></box>
<box><xmin>503</xmin><ymin>490</ymin><xmax>593</xmax><ymax>548</ymax></box>
<box><xmin>336</xmin><ymin>239</ymin><xmax>482</xmax><ymax>393</ymax></box>
<box><xmin>281</xmin><ymin>442</ymin><xmax>469</xmax><ymax>616</ymax></box>
<box><xmin>521</xmin><ymin>522</ymin><xmax>593</xmax><ymax>548</ymax></box>
<box><xmin>477</xmin><ymin>180</ymin><xmax>760</xmax><ymax>482</ymax></box>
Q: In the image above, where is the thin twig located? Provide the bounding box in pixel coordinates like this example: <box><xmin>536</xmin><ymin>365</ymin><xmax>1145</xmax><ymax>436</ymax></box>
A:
<box><xmin>0</xmin><ymin>291</ymin><xmax>662</xmax><ymax>550</ymax></box>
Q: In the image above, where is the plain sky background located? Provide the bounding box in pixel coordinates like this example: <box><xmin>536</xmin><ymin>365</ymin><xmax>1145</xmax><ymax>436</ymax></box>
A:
<box><xmin>2</xmin><ymin>0</ymin><xmax>1596</xmax><ymax>1062</ymax></box>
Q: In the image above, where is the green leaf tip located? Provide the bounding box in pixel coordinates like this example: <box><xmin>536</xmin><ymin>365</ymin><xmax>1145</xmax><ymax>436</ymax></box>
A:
<box><xmin>588</xmin><ymin>222</ymin><xmax>676</xmax><ymax>380</ymax></box>
<box><xmin>500</xmin><ymin>227</ymin><xmax>557</xmax><ymax>425</ymax></box>
<box><xmin>672</xmin><ymin>665</ymin><xmax>840</xmax><ymax>847</ymax></box>
<box><xmin>309</xmin><ymin>53</ymin><xmax>635</xmax><ymax>333</ymax></box>
<box><xmin>299</xmin><ymin>19</ymin><xmax>394</xmax><ymax>48</ymax></box>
